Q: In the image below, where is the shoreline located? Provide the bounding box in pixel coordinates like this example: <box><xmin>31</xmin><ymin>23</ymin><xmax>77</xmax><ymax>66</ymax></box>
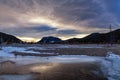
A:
<box><xmin>9</xmin><ymin>44</ymin><xmax>120</xmax><ymax>57</ymax></box>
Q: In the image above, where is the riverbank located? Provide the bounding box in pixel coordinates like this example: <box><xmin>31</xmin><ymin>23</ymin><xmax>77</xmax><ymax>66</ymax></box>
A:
<box><xmin>8</xmin><ymin>44</ymin><xmax>120</xmax><ymax>57</ymax></box>
<box><xmin>0</xmin><ymin>44</ymin><xmax>120</xmax><ymax>80</ymax></box>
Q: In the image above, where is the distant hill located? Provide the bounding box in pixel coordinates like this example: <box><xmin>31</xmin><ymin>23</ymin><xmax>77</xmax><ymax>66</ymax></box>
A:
<box><xmin>64</xmin><ymin>29</ymin><xmax>120</xmax><ymax>44</ymax></box>
<box><xmin>2</xmin><ymin>29</ymin><xmax>119</xmax><ymax>44</ymax></box>
<box><xmin>38</xmin><ymin>36</ymin><xmax>62</xmax><ymax>44</ymax></box>
<box><xmin>0</xmin><ymin>32</ymin><xmax>23</xmax><ymax>44</ymax></box>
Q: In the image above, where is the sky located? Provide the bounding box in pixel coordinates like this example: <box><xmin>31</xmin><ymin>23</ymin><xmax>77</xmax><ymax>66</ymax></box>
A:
<box><xmin>0</xmin><ymin>0</ymin><xmax>120</xmax><ymax>42</ymax></box>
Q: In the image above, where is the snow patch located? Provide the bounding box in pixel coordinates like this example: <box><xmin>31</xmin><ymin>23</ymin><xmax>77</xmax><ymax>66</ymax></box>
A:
<box><xmin>0</xmin><ymin>75</ymin><xmax>32</xmax><ymax>80</ymax></box>
<box><xmin>56</xmin><ymin>45</ymin><xmax>103</xmax><ymax>49</ymax></box>
<box><xmin>0</xmin><ymin>46</ymin><xmax>55</xmax><ymax>58</ymax></box>
<box><xmin>0</xmin><ymin>47</ymin><xmax>25</xmax><ymax>57</ymax></box>
<box><xmin>1</xmin><ymin>46</ymin><xmax>120</xmax><ymax>80</ymax></box>
<box><xmin>51</xmin><ymin>55</ymin><xmax>102</xmax><ymax>63</ymax></box>
<box><xmin>101</xmin><ymin>52</ymin><xmax>120</xmax><ymax>80</ymax></box>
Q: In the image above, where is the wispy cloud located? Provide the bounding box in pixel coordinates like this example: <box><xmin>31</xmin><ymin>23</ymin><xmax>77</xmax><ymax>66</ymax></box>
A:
<box><xmin>0</xmin><ymin>0</ymin><xmax>119</xmax><ymax>39</ymax></box>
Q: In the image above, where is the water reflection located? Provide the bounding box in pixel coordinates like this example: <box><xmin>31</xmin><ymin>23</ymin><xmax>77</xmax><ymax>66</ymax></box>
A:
<box><xmin>30</xmin><ymin>63</ymin><xmax>59</xmax><ymax>73</ymax></box>
<box><xmin>32</xmin><ymin>62</ymin><xmax>107</xmax><ymax>80</ymax></box>
<box><xmin>0</xmin><ymin>60</ymin><xmax>107</xmax><ymax>80</ymax></box>
<box><xmin>0</xmin><ymin>54</ymin><xmax>106</xmax><ymax>80</ymax></box>
<box><xmin>0</xmin><ymin>75</ymin><xmax>32</xmax><ymax>80</ymax></box>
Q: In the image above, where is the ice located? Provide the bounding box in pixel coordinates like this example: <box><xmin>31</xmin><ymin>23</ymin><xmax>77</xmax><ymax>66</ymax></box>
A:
<box><xmin>50</xmin><ymin>55</ymin><xmax>102</xmax><ymax>63</ymax></box>
<box><xmin>1</xmin><ymin>46</ymin><xmax>120</xmax><ymax>80</ymax></box>
<box><xmin>26</xmin><ymin>46</ymin><xmax>55</xmax><ymax>50</ymax></box>
<box><xmin>0</xmin><ymin>46</ymin><xmax>55</xmax><ymax>58</ymax></box>
<box><xmin>0</xmin><ymin>75</ymin><xmax>32</xmax><ymax>80</ymax></box>
<box><xmin>0</xmin><ymin>46</ymin><xmax>103</xmax><ymax>64</ymax></box>
<box><xmin>2</xmin><ymin>47</ymin><xmax>26</xmax><ymax>53</ymax></box>
<box><xmin>56</xmin><ymin>44</ymin><xmax>103</xmax><ymax>48</ymax></box>
<box><xmin>0</xmin><ymin>47</ymin><xmax>26</xmax><ymax>57</ymax></box>
<box><xmin>100</xmin><ymin>52</ymin><xmax>120</xmax><ymax>80</ymax></box>
<box><xmin>1</xmin><ymin>45</ymin><xmax>103</xmax><ymax>57</ymax></box>
<box><xmin>1</xmin><ymin>55</ymin><xmax>102</xmax><ymax>65</ymax></box>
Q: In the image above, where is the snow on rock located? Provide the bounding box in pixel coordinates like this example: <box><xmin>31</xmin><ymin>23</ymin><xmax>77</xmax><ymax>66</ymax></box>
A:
<box><xmin>100</xmin><ymin>52</ymin><xmax>120</xmax><ymax>80</ymax></box>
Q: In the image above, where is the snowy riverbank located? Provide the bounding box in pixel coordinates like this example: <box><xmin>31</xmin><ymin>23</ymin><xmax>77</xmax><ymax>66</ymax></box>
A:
<box><xmin>0</xmin><ymin>45</ymin><xmax>120</xmax><ymax>80</ymax></box>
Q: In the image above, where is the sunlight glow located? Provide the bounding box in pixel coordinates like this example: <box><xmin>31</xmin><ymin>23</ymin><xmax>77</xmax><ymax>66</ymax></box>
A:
<box><xmin>17</xmin><ymin>37</ymin><xmax>40</xmax><ymax>42</ymax></box>
<box><xmin>17</xmin><ymin>34</ymin><xmax>88</xmax><ymax>42</ymax></box>
<box><xmin>28</xmin><ymin>16</ymin><xmax>82</xmax><ymax>30</ymax></box>
<box><xmin>28</xmin><ymin>17</ymin><xmax>59</xmax><ymax>28</ymax></box>
<box><xmin>30</xmin><ymin>63</ymin><xmax>59</xmax><ymax>73</ymax></box>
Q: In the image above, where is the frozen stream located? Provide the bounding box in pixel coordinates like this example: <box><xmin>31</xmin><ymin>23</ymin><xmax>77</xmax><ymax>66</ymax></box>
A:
<box><xmin>0</xmin><ymin>46</ymin><xmax>120</xmax><ymax>80</ymax></box>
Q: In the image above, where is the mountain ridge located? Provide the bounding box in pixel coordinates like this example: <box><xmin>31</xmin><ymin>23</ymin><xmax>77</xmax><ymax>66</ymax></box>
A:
<box><xmin>0</xmin><ymin>29</ymin><xmax>120</xmax><ymax>44</ymax></box>
<box><xmin>64</xmin><ymin>29</ymin><xmax>120</xmax><ymax>44</ymax></box>
<box><xmin>38</xmin><ymin>36</ymin><xmax>62</xmax><ymax>44</ymax></box>
<box><xmin>0</xmin><ymin>32</ymin><xmax>23</xmax><ymax>44</ymax></box>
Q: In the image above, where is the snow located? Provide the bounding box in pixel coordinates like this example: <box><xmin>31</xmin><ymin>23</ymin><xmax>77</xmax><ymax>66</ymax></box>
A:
<box><xmin>0</xmin><ymin>46</ymin><xmax>102</xmax><ymax>64</ymax></box>
<box><xmin>0</xmin><ymin>75</ymin><xmax>32</xmax><ymax>80</ymax></box>
<box><xmin>50</xmin><ymin>55</ymin><xmax>102</xmax><ymax>63</ymax></box>
<box><xmin>55</xmin><ymin>44</ymin><xmax>103</xmax><ymax>48</ymax></box>
<box><xmin>0</xmin><ymin>47</ymin><xmax>28</xmax><ymax>57</ymax></box>
<box><xmin>0</xmin><ymin>47</ymin><xmax>25</xmax><ymax>57</ymax></box>
<box><xmin>100</xmin><ymin>52</ymin><xmax>120</xmax><ymax>80</ymax></box>
<box><xmin>26</xmin><ymin>46</ymin><xmax>55</xmax><ymax>50</ymax></box>
<box><xmin>1</xmin><ymin>46</ymin><xmax>120</xmax><ymax>80</ymax></box>
<box><xmin>0</xmin><ymin>46</ymin><xmax>55</xmax><ymax>58</ymax></box>
<box><xmin>0</xmin><ymin>54</ymin><xmax>102</xmax><ymax>65</ymax></box>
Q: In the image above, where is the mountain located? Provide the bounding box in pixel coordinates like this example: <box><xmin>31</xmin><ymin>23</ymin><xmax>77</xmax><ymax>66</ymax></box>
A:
<box><xmin>0</xmin><ymin>32</ymin><xmax>23</xmax><ymax>44</ymax></box>
<box><xmin>64</xmin><ymin>29</ymin><xmax>120</xmax><ymax>44</ymax></box>
<box><xmin>63</xmin><ymin>38</ymin><xmax>81</xmax><ymax>44</ymax></box>
<box><xmin>38</xmin><ymin>36</ymin><xmax>62</xmax><ymax>44</ymax></box>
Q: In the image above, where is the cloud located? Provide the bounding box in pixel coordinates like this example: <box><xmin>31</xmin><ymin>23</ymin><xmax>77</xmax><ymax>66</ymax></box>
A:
<box><xmin>53</xmin><ymin>0</ymin><xmax>119</xmax><ymax>29</ymax></box>
<box><xmin>0</xmin><ymin>0</ymin><xmax>120</xmax><ymax>39</ymax></box>
<box><xmin>53</xmin><ymin>0</ymin><xmax>103</xmax><ymax>22</ymax></box>
<box><xmin>101</xmin><ymin>0</ymin><xmax>120</xmax><ymax>22</ymax></box>
<box><xmin>0</xmin><ymin>25</ymin><xmax>57</xmax><ymax>38</ymax></box>
<box><xmin>29</xmin><ymin>25</ymin><xmax>57</xmax><ymax>32</ymax></box>
<box><xmin>57</xmin><ymin>29</ymin><xmax>81</xmax><ymax>36</ymax></box>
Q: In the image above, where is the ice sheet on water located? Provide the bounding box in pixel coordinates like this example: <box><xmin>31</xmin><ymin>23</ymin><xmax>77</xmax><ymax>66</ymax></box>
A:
<box><xmin>0</xmin><ymin>47</ymin><xmax>27</xmax><ymax>57</ymax></box>
<box><xmin>1</xmin><ymin>46</ymin><xmax>120</xmax><ymax>80</ymax></box>
<box><xmin>0</xmin><ymin>75</ymin><xmax>32</xmax><ymax>80</ymax></box>
<box><xmin>51</xmin><ymin>55</ymin><xmax>102</xmax><ymax>63</ymax></box>
<box><xmin>56</xmin><ymin>44</ymin><xmax>103</xmax><ymax>48</ymax></box>
<box><xmin>0</xmin><ymin>46</ymin><xmax>55</xmax><ymax>58</ymax></box>
<box><xmin>101</xmin><ymin>52</ymin><xmax>120</xmax><ymax>80</ymax></box>
<box><xmin>26</xmin><ymin>46</ymin><xmax>55</xmax><ymax>50</ymax></box>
